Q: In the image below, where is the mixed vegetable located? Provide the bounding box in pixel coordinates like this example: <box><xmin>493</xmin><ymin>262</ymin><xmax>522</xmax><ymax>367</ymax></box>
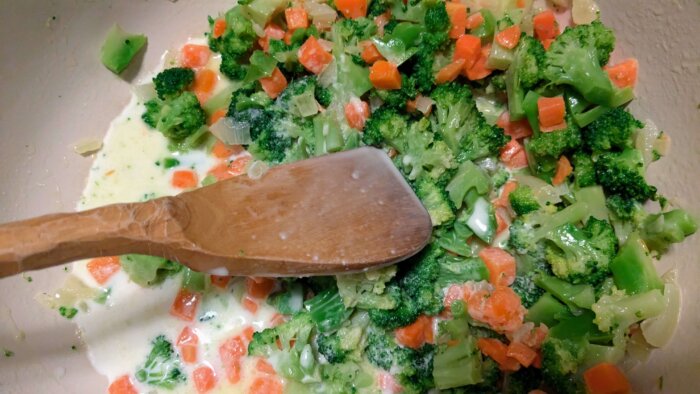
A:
<box><xmin>93</xmin><ymin>0</ymin><xmax>697</xmax><ymax>393</ymax></box>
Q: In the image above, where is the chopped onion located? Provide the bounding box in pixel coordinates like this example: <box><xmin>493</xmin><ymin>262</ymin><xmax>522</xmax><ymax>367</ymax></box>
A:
<box><xmin>252</xmin><ymin>21</ymin><xmax>266</xmax><ymax>37</ymax></box>
<box><xmin>72</xmin><ymin>138</ymin><xmax>103</xmax><ymax>156</ymax></box>
<box><xmin>514</xmin><ymin>173</ymin><xmax>562</xmax><ymax>206</ymax></box>
<box><xmin>247</xmin><ymin>160</ymin><xmax>269</xmax><ymax>180</ymax></box>
<box><xmin>304</xmin><ymin>1</ymin><xmax>337</xmax><ymax>30</ymax></box>
<box><xmin>209</xmin><ymin>117</ymin><xmax>252</xmax><ymax>145</ymax></box>
<box><xmin>414</xmin><ymin>95</ymin><xmax>434</xmax><ymax>115</ymax></box>
<box><xmin>35</xmin><ymin>275</ymin><xmax>99</xmax><ymax>310</ymax></box>
<box><xmin>317</xmin><ymin>59</ymin><xmax>337</xmax><ymax>87</ymax></box>
<box><xmin>132</xmin><ymin>82</ymin><xmax>156</xmax><ymax>102</ymax></box>
<box><xmin>317</xmin><ymin>38</ymin><xmax>334</xmax><ymax>52</ymax></box>
<box><xmin>369</xmin><ymin>95</ymin><xmax>384</xmax><ymax>112</ymax></box>
<box><xmin>293</xmin><ymin>91</ymin><xmax>320</xmax><ymax>117</ymax></box>
<box><xmin>641</xmin><ymin>270</ymin><xmax>681</xmax><ymax>348</ymax></box>
<box><xmin>572</xmin><ymin>0</ymin><xmax>600</xmax><ymax>25</ymax></box>
<box><xmin>653</xmin><ymin>133</ymin><xmax>671</xmax><ymax>157</ymax></box>
<box><xmin>635</xmin><ymin>119</ymin><xmax>661</xmax><ymax>167</ymax></box>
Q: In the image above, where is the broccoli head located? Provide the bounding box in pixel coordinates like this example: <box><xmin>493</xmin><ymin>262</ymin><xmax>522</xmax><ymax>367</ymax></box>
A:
<box><xmin>540</xmin><ymin>337</ymin><xmax>585</xmax><ymax>394</ymax></box>
<box><xmin>583</xmin><ymin>107</ymin><xmax>644</xmax><ymax>153</ymax></box>
<box><xmin>316</xmin><ymin>333</ymin><xmax>350</xmax><ymax>364</ymax></box>
<box><xmin>572</xmin><ymin>151</ymin><xmax>597</xmax><ymax>188</ymax></box>
<box><xmin>508</xmin><ymin>185</ymin><xmax>541</xmax><ymax>216</ymax></box>
<box><xmin>152</xmin><ymin>67</ymin><xmax>195</xmax><ymax>99</ymax></box>
<box><xmin>640</xmin><ymin>209</ymin><xmax>698</xmax><ymax>254</ymax></box>
<box><xmin>208</xmin><ymin>7</ymin><xmax>256</xmax><ymax>57</ymax></box>
<box><xmin>362</xmin><ymin>106</ymin><xmax>409</xmax><ymax>147</ymax></box>
<box><xmin>505</xmin><ymin>35</ymin><xmax>546</xmax><ymax>120</ymax></box>
<box><xmin>135</xmin><ymin>335</ymin><xmax>186</xmax><ymax>389</ymax></box>
<box><xmin>398</xmin><ymin>117</ymin><xmax>456</xmax><ymax>180</ymax></box>
<box><xmin>142</xmin><ymin>92</ymin><xmax>207</xmax><ymax>141</ymax></box>
<box><xmin>592</xmin><ymin>288</ymin><xmax>665</xmax><ymax>333</ymax></box>
<box><xmin>248</xmin><ymin>313</ymin><xmax>314</xmax><ymax>357</ymax></box>
<box><xmin>594</xmin><ymin>148</ymin><xmax>657</xmax><ymax>202</ymax></box>
<box><xmin>527</xmin><ymin>114</ymin><xmax>582</xmax><ymax>159</ymax></box>
<box><xmin>413</xmin><ymin>176</ymin><xmax>455</xmax><ymax>227</ymax></box>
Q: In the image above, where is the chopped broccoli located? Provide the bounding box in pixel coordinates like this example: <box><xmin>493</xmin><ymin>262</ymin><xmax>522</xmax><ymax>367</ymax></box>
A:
<box><xmin>508</xmin><ymin>202</ymin><xmax>589</xmax><ymax>255</ymax></box>
<box><xmin>135</xmin><ymin>335</ymin><xmax>186</xmax><ymax>389</ymax></box>
<box><xmin>315</xmin><ymin>84</ymin><xmax>333</xmax><ymax>107</ymax></box>
<box><xmin>583</xmin><ymin>108</ymin><xmax>644</xmax><ymax>153</ymax></box>
<box><xmin>267</xmin><ymin>281</ymin><xmax>305</xmax><ymax>315</ymax></box>
<box><xmin>535</xmin><ymin>274</ymin><xmax>596</xmax><ymax>311</ymax></box>
<box><xmin>606</xmin><ymin>195</ymin><xmax>643</xmax><ymax>221</ymax></box>
<box><xmin>142</xmin><ymin>92</ymin><xmax>207</xmax><ymax>142</ymax></box>
<box><xmin>527</xmin><ymin>114</ymin><xmax>582</xmax><ymax>159</ymax></box>
<box><xmin>609</xmin><ymin>232</ymin><xmax>664</xmax><ymax>295</ymax></box>
<box><xmin>316</xmin><ymin>333</ymin><xmax>350</xmax><ymax>364</ymax></box>
<box><xmin>437</xmin><ymin>255</ymin><xmax>489</xmax><ymax>288</ymax></box>
<box><xmin>594</xmin><ymin>149</ymin><xmax>657</xmax><ymax>202</ymax></box>
<box><xmin>413</xmin><ymin>176</ymin><xmax>455</xmax><ymax>227</ymax></box>
<box><xmin>371</xmin><ymin>74</ymin><xmax>418</xmax><ymax>109</ymax></box>
<box><xmin>508</xmin><ymin>186</ymin><xmax>541</xmax><ymax>216</ymax></box>
<box><xmin>208</xmin><ymin>7</ymin><xmax>257</xmax><ymax>79</ymax></box>
<box><xmin>572</xmin><ymin>151</ymin><xmax>597</xmax><ymax>188</ymax></box>
<box><xmin>511</xmin><ymin>274</ymin><xmax>545</xmax><ymax>309</ymax></box>
<box><xmin>639</xmin><ymin>209</ymin><xmax>698</xmax><ymax>254</ymax></box>
<box><xmin>397</xmin><ymin>117</ymin><xmax>456</xmax><ymax>180</ymax></box>
<box><xmin>305</xmin><ymin>289</ymin><xmax>353</xmax><ymax>333</ymax></box>
<box><xmin>432</xmin><ymin>338</ymin><xmax>484</xmax><ymax>389</ymax></box>
<box><xmin>100</xmin><ymin>24</ymin><xmax>147</xmax><ymax>74</ymax></box>
<box><xmin>336</xmin><ymin>265</ymin><xmax>398</xmax><ymax>310</ymax></box>
<box><xmin>152</xmin><ymin>68</ymin><xmax>195</xmax><ymax>100</ymax></box>
<box><xmin>367</xmin><ymin>0</ymin><xmax>394</xmax><ymax>17</ymax></box>
<box><xmin>505</xmin><ymin>35</ymin><xmax>546</xmax><ymax>120</ymax></box>
<box><xmin>410</xmin><ymin>1</ymin><xmax>450</xmax><ymax>93</ymax></box>
<box><xmin>334</xmin><ymin>17</ymin><xmax>377</xmax><ymax>45</ymax></box>
<box><xmin>525</xmin><ymin>292</ymin><xmax>568</xmax><ymax>328</ymax></box>
<box><xmin>592</xmin><ymin>288</ymin><xmax>665</xmax><ymax>332</ymax></box>
<box><xmin>544</xmin><ymin>21</ymin><xmax>616</xmax><ymax>106</ymax></box>
<box><xmin>445</xmin><ymin>160</ymin><xmax>490</xmax><ymax>209</ymax></box>
<box><xmin>362</xmin><ymin>106</ymin><xmax>409</xmax><ymax>147</ymax></box>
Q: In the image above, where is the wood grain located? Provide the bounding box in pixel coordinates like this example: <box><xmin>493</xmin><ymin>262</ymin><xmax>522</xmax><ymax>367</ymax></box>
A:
<box><xmin>0</xmin><ymin>148</ymin><xmax>432</xmax><ymax>277</ymax></box>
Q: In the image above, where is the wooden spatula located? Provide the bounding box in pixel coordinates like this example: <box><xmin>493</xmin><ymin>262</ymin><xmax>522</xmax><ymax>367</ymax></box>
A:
<box><xmin>0</xmin><ymin>147</ymin><xmax>432</xmax><ymax>278</ymax></box>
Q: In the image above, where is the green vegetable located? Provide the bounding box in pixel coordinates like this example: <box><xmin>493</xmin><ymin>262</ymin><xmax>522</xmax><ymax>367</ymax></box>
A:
<box><xmin>595</xmin><ymin>148</ymin><xmax>657</xmax><ymax>202</ymax></box>
<box><xmin>432</xmin><ymin>338</ymin><xmax>483</xmax><ymax>389</ymax></box>
<box><xmin>152</xmin><ymin>68</ymin><xmax>194</xmax><ymax>100</ymax></box>
<box><xmin>100</xmin><ymin>24</ymin><xmax>147</xmax><ymax>74</ymax></box>
<box><xmin>436</xmin><ymin>255</ymin><xmax>489</xmax><ymax>288</ymax></box>
<box><xmin>142</xmin><ymin>92</ymin><xmax>207</xmax><ymax>143</ymax></box>
<box><xmin>583</xmin><ymin>107</ymin><xmax>644</xmax><ymax>153</ymax></box>
<box><xmin>120</xmin><ymin>255</ymin><xmax>182</xmax><ymax>287</ymax></box>
<box><xmin>609</xmin><ymin>232</ymin><xmax>664</xmax><ymax>294</ymax></box>
<box><xmin>135</xmin><ymin>335</ymin><xmax>186</xmax><ymax>389</ymax></box>
<box><xmin>525</xmin><ymin>293</ymin><xmax>568</xmax><ymax>327</ymax></box>
<box><xmin>304</xmin><ymin>289</ymin><xmax>353</xmax><ymax>333</ymax></box>
<box><xmin>508</xmin><ymin>185</ymin><xmax>541</xmax><ymax>216</ymax></box>
<box><xmin>336</xmin><ymin>266</ymin><xmax>398</xmax><ymax>309</ymax></box>
<box><xmin>640</xmin><ymin>209</ymin><xmax>698</xmax><ymax>254</ymax></box>
<box><xmin>592</xmin><ymin>288</ymin><xmax>665</xmax><ymax>332</ymax></box>
<box><xmin>505</xmin><ymin>35</ymin><xmax>545</xmax><ymax>120</ymax></box>
<box><xmin>59</xmin><ymin>306</ymin><xmax>78</xmax><ymax>319</ymax></box>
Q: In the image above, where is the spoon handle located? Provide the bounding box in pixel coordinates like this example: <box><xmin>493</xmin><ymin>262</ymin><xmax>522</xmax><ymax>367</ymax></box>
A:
<box><xmin>0</xmin><ymin>198</ymin><xmax>185</xmax><ymax>278</ymax></box>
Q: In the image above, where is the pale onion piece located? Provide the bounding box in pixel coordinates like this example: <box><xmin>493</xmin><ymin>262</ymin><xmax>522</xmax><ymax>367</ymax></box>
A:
<box><xmin>247</xmin><ymin>160</ymin><xmax>270</xmax><ymax>180</ymax></box>
<box><xmin>641</xmin><ymin>272</ymin><xmax>681</xmax><ymax>348</ymax></box>
<box><xmin>572</xmin><ymin>0</ymin><xmax>600</xmax><ymax>25</ymax></box>
<box><xmin>72</xmin><ymin>138</ymin><xmax>103</xmax><ymax>156</ymax></box>
<box><xmin>466</xmin><ymin>197</ymin><xmax>492</xmax><ymax>240</ymax></box>
<box><xmin>317</xmin><ymin>38</ymin><xmax>334</xmax><ymax>52</ymax></box>
<box><xmin>317</xmin><ymin>59</ymin><xmax>337</xmax><ymax>87</ymax></box>
<box><xmin>653</xmin><ymin>133</ymin><xmax>671</xmax><ymax>157</ymax></box>
<box><xmin>514</xmin><ymin>173</ymin><xmax>562</xmax><ymax>205</ymax></box>
<box><xmin>305</xmin><ymin>2</ymin><xmax>337</xmax><ymax>30</ymax></box>
<box><xmin>132</xmin><ymin>82</ymin><xmax>157</xmax><ymax>102</ymax></box>
<box><xmin>209</xmin><ymin>117</ymin><xmax>252</xmax><ymax>145</ymax></box>
<box><xmin>635</xmin><ymin>119</ymin><xmax>661</xmax><ymax>167</ymax></box>
<box><xmin>35</xmin><ymin>275</ymin><xmax>99</xmax><ymax>310</ymax></box>
<box><xmin>476</xmin><ymin>157</ymin><xmax>498</xmax><ymax>172</ymax></box>
<box><xmin>252</xmin><ymin>21</ymin><xmax>266</xmax><ymax>37</ymax></box>
<box><xmin>624</xmin><ymin>328</ymin><xmax>652</xmax><ymax>367</ymax></box>
<box><xmin>369</xmin><ymin>95</ymin><xmax>384</xmax><ymax>112</ymax></box>
<box><xmin>414</xmin><ymin>95</ymin><xmax>435</xmax><ymax>115</ymax></box>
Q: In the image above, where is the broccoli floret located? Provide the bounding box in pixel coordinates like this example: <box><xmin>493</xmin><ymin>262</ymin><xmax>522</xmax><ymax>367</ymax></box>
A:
<box><xmin>372</xmin><ymin>74</ymin><xmax>418</xmax><ymax>109</ymax></box>
<box><xmin>334</xmin><ymin>17</ymin><xmax>377</xmax><ymax>45</ymax></box>
<box><xmin>508</xmin><ymin>186</ymin><xmax>541</xmax><ymax>216</ymax></box>
<box><xmin>433</xmin><ymin>338</ymin><xmax>484</xmax><ymax>389</ymax></box>
<box><xmin>527</xmin><ymin>114</ymin><xmax>582</xmax><ymax>159</ymax></box>
<box><xmin>369</xmin><ymin>246</ymin><xmax>443</xmax><ymax>329</ymax></box>
<box><xmin>413</xmin><ymin>176</ymin><xmax>455</xmax><ymax>226</ymax></box>
<box><xmin>508</xmin><ymin>202</ymin><xmax>589</xmax><ymax>255</ymax></box>
<box><xmin>152</xmin><ymin>67</ymin><xmax>195</xmax><ymax>99</ymax></box>
<box><xmin>504</xmin><ymin>367</ymin><xmax>543</xmax><ymax>394</ymax></box>
<box><xmin>219</xmin><ymin>51</ymin><xmax>248</xmax><ymax>80</ymax></box>
<box><xmin>540</xmin><ymin>337</ymin><xmax>585</xmax><ymax>394</ymax></box>
<box><xmin>639</xmin><ymin>209</ymin><xmax>698</xmax><ymax>254</ymax></box>
<box><xmin>610</xmin><ymin>232</ymin><xmax>664</xmax><ymax>295</ymax></box>
<box><xmin>397</xmin><ymin>117</ymin><xmax>456</xmax><ymax>180</ymax></box>
<box><xmin>316</xmin><ymin>333</ymin><xmax>350</xmax><ymax>364</ymax></box>
<box><xmin>142</xmin><ymin>92</ymin><xmax>207</xmax><ymax>141</ymax></box>
<box><xmin>232</xmin><ymin>107</ymin><xmax>292</xmax><ymax>163</ymax></box>
<box><xmin>362</xmin><ymin>106</ymin><xmax>409</xmax><ymax>147</ymax></box>
<box><xmin>209</xmin><ymin>7</ymin><xmax>256</xmax><ymax>55</ymax></box>
<box><xmin>135</xmin><ymin>335</ymin><xmax>186</xmax><ymax>389</ymax></box>
<box><xmin>505</xmin><ymin>35</ymin><xmax>546</xmax><ymax>120</ymax></box>
<box><xmin>605</xmin><ymin>195</ymin><xmax>642</xmax><ymax>221</ymax></box>
<box><xmin>431</xmin><ymin>83</ymin><xmax>509</xmax><ymax>160</ymax></box>
<box><xmin>572</xmin><ymin>151</ymin><xmax>596</xmax><ymax>188</ymax></box>
<box><xmin>594</xmin><ymin>148</ymin><xmax>657</xmax><ymax>202</ymax></box>
<box><xmin>592</xmin><ymin>288</ymin><xmax>665</xmax><ymax>333</ymax></box>
<box><xmin>227</xmin><ymin>84</ymin><xmax>272</xmax><ymax>113</ymax></box>
<box><xmin>315</xmin><ymin>84</ymin><xmax>333</xmax><ymax>107</ymax></box>
<box><xmin>248</xmin><ymin>313</ymin><xmax>315</xmax><ymax>357</ymax></box>
<box><xmin>544</xmin><ymin>21</ymin><xmax>616</xmax><ymax>106</ymax></box>
<box><xmin>583</xmin><ymin>108</ymin><xmax>644</xmax><ymax>153</ymax></box>
<box><xmin>409</xmin><ymin>2</ymin><xmax>450</xmax><ymax>93</ymax></box>
<box><xmin>336</xmin><ymin>266</ymin><xmax>398</xmax><ymax>310</ymax></box>
<box><xmin>511</xmin><ymin>274</ymin><xmax>545</xmax><ymax>309</ymax></box>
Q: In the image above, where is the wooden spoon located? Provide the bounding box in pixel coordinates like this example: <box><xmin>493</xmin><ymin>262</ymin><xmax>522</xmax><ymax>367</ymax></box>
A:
<box><xmin>0</xmin><ymin>147</ymin><xmax>432</xmax><ymax>278</ymax></box>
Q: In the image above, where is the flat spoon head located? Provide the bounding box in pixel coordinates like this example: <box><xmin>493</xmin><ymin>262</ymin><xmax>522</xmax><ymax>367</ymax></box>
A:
<box><xmin>172</xmin><ymin>147</ymin><xmax>432</xmax><ymax>276</ymax></box>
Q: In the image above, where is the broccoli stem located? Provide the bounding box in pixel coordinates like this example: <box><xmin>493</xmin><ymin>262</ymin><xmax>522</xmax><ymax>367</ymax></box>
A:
<box><xmin>535</xmin><ymin>275</ymin><xmax>595</xmax><ymax>310</ymax></box>
<box><xmin>609</xmin><ymin>232</ymin><xmax>664</xmax><ymax>295</ymax></box>
<box><xmin>525</xmin><ymin>293</ymin><xmax>568</xmax><ymax>328</ymax></box>
<box><xmin>432</xmin><ymin>338</ymin><xmax>483</xmax><ymax>389</ymax></box>
<box><xmin>531</xmin><ymin>202</ymin><xmax>590</xmax><ymax>241</ymax></box>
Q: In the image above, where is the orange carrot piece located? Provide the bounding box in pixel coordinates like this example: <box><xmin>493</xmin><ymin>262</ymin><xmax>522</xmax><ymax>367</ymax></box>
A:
<box><xmin>395</xmin><ymin>315</ymin><xmax>434</xmax><ymax>349</ymax></box>
<box><xmin>298</xmin><ymin>36</ymin><xmax>334</xmax><ymax>74</ymax></box>
<box><xmin>485</xmin><ymin>286</ymin><xmax>526</xmax><ymax>333</ymax></box>
<box><xmin>477</xmin><ymin>338</ymin><xmax>521</xmax><ymax>371</ymax></box>
<box><xmin>446</xmin><ymin>2</ymin><xmax>468</xmax><ymax>39</ymax></box>
<box><xmin>246</xmin><ymin>277</ymin><xmax>276</xmax><ymax>299</ymax></box>
<box><xmin>171</xmin><ymin>170</ymin><xmax>199</xmax><ymax>189</ymax></box>
<box><xmin>507</xmin><ymin>341</ymin><xmax>538</xmax><ymax>367</ymax></box>
<box><xmin>453</xmin><ymin>34</ymin><xmax>482</xmax><ymax>69</ymax></box>
<box><xmin>344</xmin><ymin>99</ymin><xmax>371</xmax><ymax>130</ymax></box>
<box><xmin>259</xmin><ymin>67</ymin><xmax>288</xmax><ymax>99</ymax></box>
<box><xmin>211</xmin><ymin>140</ymin><xmax>242</xmax><ymax>159</ymax></box>
<box><xmin>496</xmin><ymin>25</ymin><xmax>521</xmax><ymax>49</ymax></box>
<box><xmin>250</xmin><ymin>377</ymin><xmax>284</xmax><ymax>394</ymax></box>
<box><xmin>335</xmin><ymin>0</ymin><xmax>368</xmax><ymax>19</ymax></box>
<box><xmin>210</xmin><ymin>275</ymin><xmax>231</xmax><ymax>288</ymax></box>
<box><xmin>537</xmin><ymin>96</ymin><xmax>566</xmax><ymax>128</ymax></box>
<box><xmin>193</xmin><ymin>365</ymin><xmax>217</xmax><ymax>394</ymax></box>
<box><xmin>193</xmin><ymin>69</ymin><xmax>218</xmax><ymax>103</ymax></box>
<box><xmin>465</xmin><ymin>44</ymin><xmax>493</xmax><ymax>80</ymax></box>
<box><xmin>285</xmin><ymin>7</ymin><xmax>309</xmax><ymax>30</ymax></box>
<box><xmin>170</xmin><ymin>288</ymin><xmax>201</xmax><ymax>322</ymax></box>
<box><xmin>259</xmin><ymin>24</ymin><xmax>286</xmax><ymax>52</ymax></box>
<box><xmin>605</xmin><ymin>58</ymin><xmax>638</xmax><ymax>89</ymax></box>
<box><xmin>374</xmin><ymin>12</ymin><xmax>391</xmax><ymax>36</ymax></box>
<box><xmin>540</xmin><ymin>120</ymin><xmax>567</xmax><ymax>133</ymax></box>
<box><xmin>369</xmin><ymin>60</ymin><xmax>402</xmax><ymax>90</ymax></box>
<box><xmin>208</xmin><ymin>108</ymin><xmax>228</xmax><ymax>126</ymax></box>
<box><xmin>465</xmin><ymin>12</ymin><xmax>485</xmax><ymax>30</ymax></box>
<box><xmin>493</xmin><ymin>180</ymin><xmax>518</xmax><ymax>209</ymax></box>
<box><xmin>213</xmin><ymin>19</ymin><xmax>227</xmax><ymax>39</ymax></box>
<box><xmin>552</xmin><ymin>156</ymin><xmax>573</xmax><ymax>186</ymax></box>
<box><xmin>533</xmin><ymin>10</ymin><xmax>559</xmax><ymax>40</ymax></box>
<box><xmin>516</xmin><ymin>0</ymin><xmax>527</xmax><ymax>7</ymax></box>
<box><xmin>541</xmin><ymin>38</ymin><xmax>554</xmax><ymax>50</ymax></box>
<box><xmin>108</xmin><ymin>375</ymin><xmax>138</xmax><ymax>394</ymax></box>
<box><xmin>583</xmin><ymin>363</ymin><xmax>631</xmax><ymax>394</ymax></box>
<box><xmin>479</xmin><ymin>247</ymin><xmax>517</xmax><ymax>287</ymax></box>
<box><xmin>177</xmin><ymin>326</ymin><xmax>199</xmax><ymax>364</ymax></box>
<box><xmin>181</xmin><ymin>44</ymin><xmax>211</xmax><ymax>68</ymax></box>
<box><xmin>87</xmin><ymin>256</ymin><xmax>121</xmax><ymax>285</ymax></box>
<box><xmin>242</xmin><ymin>296</ymin><xmax>259</xmax><ymax>314</ymax></box>
<box><xmin>360</xmin><ymin>41</ymin><xmax>384</xmax><ymax>64</ymax></box>
<box><xmin>219</xmin><ymin>335</ymin><xmax>246</xmax><ymax>383</ymax></box>
<box><xmin>499</xmin><ymin>139</ymin><xmax>528</xmax><ymax>169</ymax></box>
<box><xmin>496</xmin><ymin>111</ymin><xmax>533</xmax><ymax>139</ymax></box>
<box><xmin>495</xmin><ymin>209</ymin><xmax>509</xmax><ymax>235</ymax></box>
<box><xmin>256</xmin><ymin>358</ymin><xmax>277</xmax><ymax>375</ymax></box>
<box><xmin>378</xmin><ymin>372</ymin><xmax>403</xmax><ymax>393</ymax></box>
<box><xmin>435</xmin><ymin>59</ymin><xmax>466</xmax><ymax>85</ymax></box>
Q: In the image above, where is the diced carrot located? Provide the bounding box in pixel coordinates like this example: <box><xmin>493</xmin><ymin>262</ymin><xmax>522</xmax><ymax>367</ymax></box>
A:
<box><xmin>181</xmin><ymin>44</ymin><xmax>211</xmax><ymax>68</ymax></box>
<box><xmin>171</xmin><ymin>170</ymin><xmax>199</xmax><ymax>189</ymax></box>
<box><xmin>533</xmin><ymin>10</ymin><xmax>559</xmax><ymax>40</ymax></box>
<box><xmin>193</xmin><ymin>69</ymin><xmax>218</xmax><ymax>104</ymax></box>
<box><xmin>485</xmin><ymin>286</ymin><xmax>526</xmax><ymax>333</ymax></box>
<box><xmin>465</xmin><ymin>12</ymin><xmax>484</xmax><ymax>30</ymax></box>
<box><xmin>605</xmin><ymin>58</ymin><xmax>638</xmax><ymax>89</ymax></box>
<box><xmin>360</xmin><ymin>41</ymin><xmax>384</xmax><ymax>64</ymax></box>
<box><xmin>443</xmin><ymin>284</ymin><xmax>467</xmax><ymax>312</ymax></box>
<box><xmin>284</xmin><ymin>31</ymin><xmax>293</xmax><ymax>45</ymax></box>
<box><xmin>477</xmin><ymin>338</ymin><xmax>521</xmax><ymax>371</ymax></box>
<box><xmin>270</xmin><ymin>313</ymin><xmax>287</xmax><ymax>326</ymax></box>
<box><xmin>479</xmin><ymin>247</ymin><xmax>516</xmax><ymax>287</ymax></box>
<box><xmin>496</xmin><ymin>111</ymin><xmax>533</xmax><ymax>139</ymax></box>
<box><xmin>259</xmin><ymin>67</ymin><xmax>288</xmax><ymax>99</ymax></box>
<box><xmin>435</xmin><ymin>59</ymin><xmax>466</xmax><ymax>85</ymax></box>
<box><xmin>583</xmin><ymin>363</ymin><xmax>631</xmax><ymax>394</ymax></box>
<box><xmin>246</xmin><ymin>277</ymin><xmax>276</xmax><ymax>299</ymax></box>
<box><xmin>507</xmin><ymin>341</ymin><xmax>538</xmax><ymax>367</ymax></box>
<box><xmin>259</xmin><ymin>24</ymin><xmax>286</xmax><ymax>52</ymax></box>
<box><xmin>446</xmin><ymin>3</ymin><xmax>468</xmax><ymax>39</ymax></box>
<box><xmin>537</xmin><ymin>96</ymin><xmax>566</xmax><ymax>128</ymax></box>
<box><xmin>369</xmin><ymin>60</ymin><xmax>402</xmax><ymax>90</ymax></box>
<box><xmin>285</xmin><ymin>7</ymin><xmax>309</xmax><ymax>30</ymax></box>
<box><xmin>208</xmin><ymin>108</ymin><xmax>228</xmax><ymax>126</ymax></box>
<box><xmin>541</xmin><ymin>38</ymin><xmax>554</xmax><ymax>50</ymax></box>
<box><xmin>250</xmin><ymin>377</ymin><xmax>284</xmax><ymax>394</ymax></box>
<box><xmin>516</xmin><ymin>0</ymin><xmax>526</xmax><ymax>7</ymax></box>
<box><xmin>453</xmin><ymin>34</ymin><xmax>482</xmax><ymax>69</ymax></box>
<box><xmin>298</xmin><ymin>36</ymin><xmax>334</xmax><ymax>74</ymax></box>
<box><xmin>495</xmin><ymin>209</ymin><xmax>509</xmax><ymax>235</ymax></box>
<box><xmin>256</xmin><ymin>358</ymin><xmax>277</xmax><ymax>374</ymax></box>
<box><xmin>243</xmin><ymin>326</ymin><xmax>256</xmax><ymax>342</ymax></box>
<box><xmin>193</xmin><ymin>365</ymin><xmax>217</xmax><ymax>394</ymax></box>
<box><xmin>207</xmin><ymin>156</ymin><xmax>251</xmax><ymax>181</ymax></box>
<box><xmin>219</xmin><ymin>336</ymin><xmax>246</xmax><ymax>383</ymax></box>
<box><xmin>242</xmin><ymin>296</ymin><xmax>259</xmax><ymax>314</ymax></box>
<box><xmin>465</xmin><ymin>44</ymin><xmax>493</xmax><ymax>80</ymax></box>
<box><xmin>213</xmin><ymin>19</ymin><xmax>227</xmax><ymax>39</ymax></box>
<box><xmin>532</xmin><ymin>352</ymin><xmax>543</xmax><ymax>369</ymax></box>
<box><xmin>335</xmin><ymin>0</ymin><xmax>368</xmax><ymax>19</ymax></box>
<box><xmin>495</xmin><ymin>25</ymin><xmax>521</xmax><ymax>50</ymax></box>
<box><xmin>211</xmin><ymin>140</ymin><xmax>242</xmax><ymax>159</ymax></box>
<box><xmin>170</xmin><ymin>288</ymin><xmax>201</xmax><ymax>322</ymax></box>
<box><xmin>344</xmin><ymin>98</ymin><xmax>371</xmax><ymax>130</ymax></box>
<box><xmin>108</xmin><ymin>375</ymin><xmax>138</xmax><ymax>394</ymax></box>
<box><xmin>552</xmin><ymin>156</ymin><xmax>573</xmax><ymax>186</ymax></box>
<box><xmin>210</xmin><ymin>275</ymin><xmax>231</xmax><ymax>288</ymax></box>
<box><xmin>378</xmin><ymin>372</ymin><xmax>403</xmax><ymax>393</ymax></box>
<box><xmin>540</xmin><ymin>120</ymin><xmax>567</xmax><ymax>133</ymax></box>
<box><xmin>87</xmin><ymin>256</ymin><xmax>121</xmax><ymax>285</ymax></box>
<box><xmin>395</xmin><ymin>315</ymin><xmax>434</xmax><ymax>349</ymax></box>
<box><xmin>177</xmin><ymin>326</ymin><xmax>199</xmax><ymax>364</ymax></box>
<box><xmin>499</xmin><ymin>139</ymin><xmax>528</xmax><ymax>169</ymax></box>
<box><xmin>493</xmin><ymin>180</ymin><xmax>518</xmax><ymax>209</ymax></box>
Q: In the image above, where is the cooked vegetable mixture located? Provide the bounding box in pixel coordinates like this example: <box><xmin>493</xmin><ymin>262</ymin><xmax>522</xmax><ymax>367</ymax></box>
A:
<box><xmin>60</xmin><ymin>0</ymin><xmax>698</xmax><ymax>393</ymax></box>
